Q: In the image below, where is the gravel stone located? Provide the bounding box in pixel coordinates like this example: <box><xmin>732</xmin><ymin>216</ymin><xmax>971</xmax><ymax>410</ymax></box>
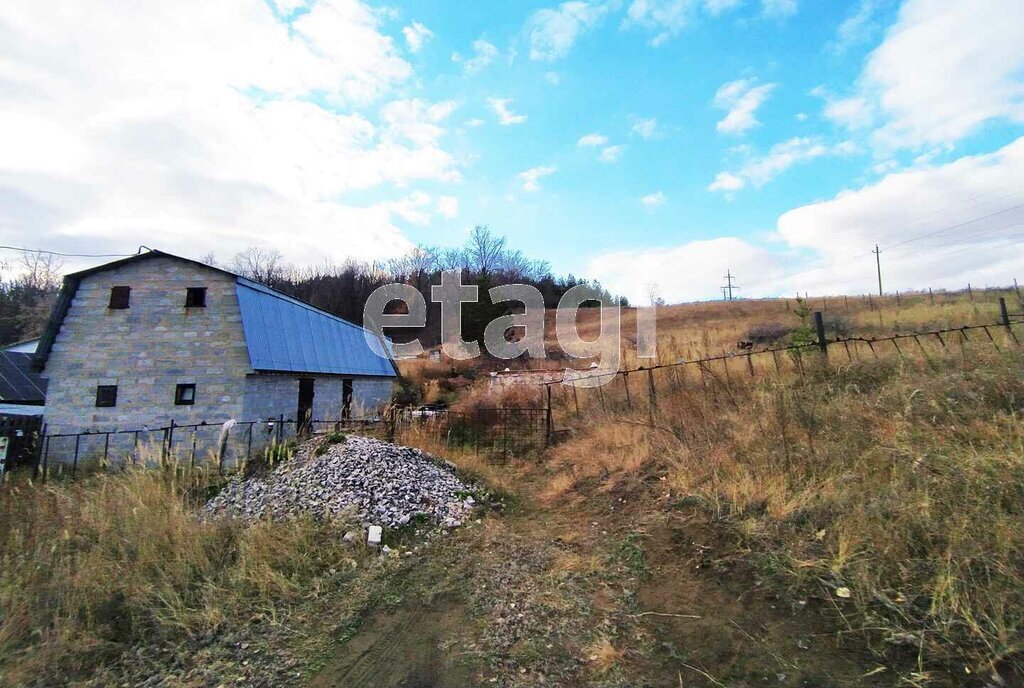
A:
<box><xmin>205</xmin><ymin>436</ymin><xmax>475</xmax><ymax>529</ymax></box>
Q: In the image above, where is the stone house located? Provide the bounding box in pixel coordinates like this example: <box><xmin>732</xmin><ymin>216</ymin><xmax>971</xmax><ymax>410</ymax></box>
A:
<box><xmin>33</xmin><ymin>250</ymin><xmax>396</xmax><ymax>458</ymax></box>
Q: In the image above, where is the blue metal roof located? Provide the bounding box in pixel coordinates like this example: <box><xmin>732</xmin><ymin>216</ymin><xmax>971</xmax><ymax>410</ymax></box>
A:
<box><xmin>235</xmin><ymin>278</ymin><xmax>396</xmax><ymax>377</ymax></box>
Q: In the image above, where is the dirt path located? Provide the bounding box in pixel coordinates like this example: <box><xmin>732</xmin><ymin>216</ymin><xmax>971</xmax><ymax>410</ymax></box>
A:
<box><xmin>307</xmin><ymin>467</ymin><xmax>886</xmax><ymax>688</ymax></box>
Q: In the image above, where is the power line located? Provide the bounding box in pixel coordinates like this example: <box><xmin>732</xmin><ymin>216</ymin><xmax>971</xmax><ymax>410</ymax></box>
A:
<box><xmin>0</xmin><ymin>245</ymin><xmax>141</xmax><ymax>259</ymax></box>
<box><xmin>6</xmin><ymin>246</ymin><xmax>139</xmax><ymax>258</ymax></box>
<box><xmin>879</xmin><ymin>202</ymin><xmax>1024</xmax><ymax>252</ymax></box>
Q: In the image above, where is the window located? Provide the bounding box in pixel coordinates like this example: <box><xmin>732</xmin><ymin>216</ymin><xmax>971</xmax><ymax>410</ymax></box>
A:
<box><xmin>184</xmin><ymin>287</ymin><xmax>207</xmax><ymax>308</ymax></box>
<box><xmin>108</xmin><ymin>286</ymin><xmax>131</xmax><ymax>309</ymax></box>
<box><xmin>95</xmin><ymin>385</ymin><xmax>118</xmax><ymax>407</ymax></box>
<box><xmin>175</xmin><ymin>383</ymin><xmax>196</xmax><ymax>406</ymax></box>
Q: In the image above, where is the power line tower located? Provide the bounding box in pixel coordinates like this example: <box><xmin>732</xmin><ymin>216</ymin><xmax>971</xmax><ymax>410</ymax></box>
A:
<box><xmin>872</xmin><ymin>244</ymin><xmax>883</xmax><ymax>296</ymax></box>
<box><xmin>722</xmin><ymin>270</ymin><xmax>739</xmax><ymax>301</ymax></box>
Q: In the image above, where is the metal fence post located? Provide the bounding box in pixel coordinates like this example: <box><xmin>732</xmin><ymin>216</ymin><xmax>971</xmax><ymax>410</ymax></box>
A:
<box><xmin>545</xmin><ymin>385</ymin><xmax>553</xmax><ymax>445</ymax></box>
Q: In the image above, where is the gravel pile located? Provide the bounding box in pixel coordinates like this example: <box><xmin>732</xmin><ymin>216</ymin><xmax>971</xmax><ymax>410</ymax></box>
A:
<box><xmin>205</xmin><ymin>435</ymin><xmax>475</xmax><ymax>529</ymax></box>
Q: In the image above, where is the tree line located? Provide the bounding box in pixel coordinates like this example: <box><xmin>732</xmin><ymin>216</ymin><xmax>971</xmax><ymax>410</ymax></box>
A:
<box><xmin>222</xmin><ymin>226</ymin><xmax>626</xmax><ymax>349</ymax></box>
<box><xmin>0</xmin><ymin>228</ymin><xmax>624</xmax><ymax>354</ymax></box>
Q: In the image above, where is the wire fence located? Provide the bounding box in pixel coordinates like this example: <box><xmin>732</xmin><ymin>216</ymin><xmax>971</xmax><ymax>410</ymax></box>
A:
<box><xmin>543</xmin><ymin>297</ymin><xmax>1024</xmax><ymax>430</ymax></box>
<box><xmin>27</xmin><ymin>406</ymin><xmax>553</xmax><ymax>480</ymax></box>
<box><xmin>394</xmin><ymin>407</ymin><xmax>550</xmax><ymax>463</ymax></box>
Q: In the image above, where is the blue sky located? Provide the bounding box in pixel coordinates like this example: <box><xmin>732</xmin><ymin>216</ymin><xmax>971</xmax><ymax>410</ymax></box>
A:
<box><xmin>1</xmin><ymin>0</ymin><xmax>1023</xmax><ymax>303</ymax></box>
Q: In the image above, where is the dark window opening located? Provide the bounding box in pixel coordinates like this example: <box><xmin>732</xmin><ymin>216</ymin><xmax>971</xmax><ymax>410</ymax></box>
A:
<box><xmin>175</xmin><ymin>383</ymin><xmax>196</xmax><ymax>406</ymax></box>
<box><xmin>185</xmin><ymin>287</ymin><xmax>207</xmax><ymax>308</ymax></box>
<box><xmin>108</xmin><ymin>286</ymin><xmax>131</xmax><ymax>309</ymax></box>
<box><xmin>95</xmin><ymin>385</ymin><xmax>118</xmax><ymax>407</ymax></box>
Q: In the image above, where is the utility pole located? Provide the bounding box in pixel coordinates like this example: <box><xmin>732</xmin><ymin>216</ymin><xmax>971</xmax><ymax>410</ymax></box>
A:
<box><xmin>722</xmin><ymin>270</ymin><xmax>738</xmax><ymax>301</ymax></box>
<box><xmin>872</xmin><ymin>244</ymin><xmax>883</xmax><ymax>296</ymax></box>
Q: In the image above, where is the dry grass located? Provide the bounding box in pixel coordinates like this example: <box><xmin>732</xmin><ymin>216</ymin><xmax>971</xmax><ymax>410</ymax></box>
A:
<box><xmin>585</xmin><ymin>635</ymin><xmax>625</xmax><ymax>674</ymax></box>
<box><xmin>0</xmin><ymin>464</ymin><xmax>366</xmax><ymax>685</ymax></box>
<box><xmin>549</xmin><ymin>337</ymin><xmax>1024</xmax><ymax>675</ymax></box>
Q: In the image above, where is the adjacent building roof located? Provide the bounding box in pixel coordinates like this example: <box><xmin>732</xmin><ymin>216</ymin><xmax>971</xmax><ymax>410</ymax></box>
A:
<box><xmin>236</xmin><ymin>278</ymin><xmax>396</xmax><ymax>377</ymax></box>
<box><xmin>33</xmin><ymin>250</ymin><xmax>397</xmax><ymax>378</ymax></box>
<box><xmin>0</xmin><ymin>351</ymin><xmax>47</xmax><ymax>404</ymax></box>
<box><xmin>3</xmin><ymin>338</ymin><xmax>40</xmax><ymax>353</ymax></box>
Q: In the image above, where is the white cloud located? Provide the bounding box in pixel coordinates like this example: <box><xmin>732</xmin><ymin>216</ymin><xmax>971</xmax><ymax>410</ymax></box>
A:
<box><xmin>599</xmin><ymin>144</ymin><xmax>625</xmax><ymax>162</ymax></box>
<box><xmin>437</xmin><ymin>196</ymin><xmax>459</xmax><ymax>219</ymax></box>
<box><xmin>488</xmin><ymin>97</ymin><xmax>528</xmax><ymax>125</ymax></box>
<box><xmin>823</xmin><ymin>96</ymin><xmax>874</xmax><ymax>129</ymax></box>
<box><xmin>380</xmin><ymin>98</ymin><xmax>458</xmax><ymax>146</ymax></box>
<box><xmin>776</xmin><ymin>136</ymin><xmax>1024</xmax><ymax>294</ymax></box>
<box><xmin>519</xmin><ymin>165</ymin><xmax>557</xmax><ymax>192</ymax></box>
<box><xmin>527</xmin><ymin>1</ymin><xmax>611</xmax><ymax>61</ymax></box>
<box><xmin>848</xmin><ymin>0</ymin><xmax>1024</xmax><ymax>150</ymax></box>
<box><xmin>578</xmin><ymin>133</ymin><xmax>609</xmax><ymax>147</ymax></box>
<box><xmin>624</xmin><ymin>0</ymin><xmax>693</xmax><ymax>47</ymax></box>
<box><xmin>465</xmin><ymin>118</ymin><xmax>485</xmax><ymax>127</ymax></box>
<box><xmin>832</xmin><ymin>0</ymin><xmax>882</xmax><ymax>52</ymax></box>
<box><xmin>703</xmin><ymin>0</ymin><xmax>743</xmax><ymax>15</ymax></box>
<box><xmin>545</xmin><ymin>71</ymin><xmax>562</xmax><ymax>85</ymax></box>
<box><xmin>761</xmin><ymin>0</ymin><xmax>797</xmax><ymax>17</ymax></box>
<box><xmin>707</xmin><ymin>171</ymin><xmax>745</xmax><ymax>192</ymax></box>
<box><xmin>0</xmin><ymin>0</ymin><xmax>462</xmax><ymax>264</ymax></box>
<box><xmin>389</xmin><ymin>191</ymin><xmax>434</xmax><ymax>225</ymax></box>
<box><xmin>630</xmin><ymin>116</ymin><xmax>659</xmax><ymax>139</ymax></box>
<box><xmin>402</xmin><ymin>21</ymin><xmax>433</xmax><ymax>53</ymax></box>
<box><xmin>454</xmin><ymin>39</ymin><xmax>499</xmax><ymax>75</ymax></box>
<box><xmin>597</xmin><ymin>139</ymin><xmax>1024</xmax><ymax>302</ymax></box>
<box><xmin>641</xmin><ymin>191</ymin><xmax>666</xmax><ymax>206</ymax></box>
<box><xmin>714</xmin><ymin>78</ymin><xmax>776</xmax><ymax>135</ymax></box>
<box><xmin>587</xmin><ymin>237</ymin><xmax>781</xmax><ymax>303</ymax></box>
<box><xmin>709</xmin><ymin>137</ymin><xmax>842</xmax><ymax>192</ymax></box>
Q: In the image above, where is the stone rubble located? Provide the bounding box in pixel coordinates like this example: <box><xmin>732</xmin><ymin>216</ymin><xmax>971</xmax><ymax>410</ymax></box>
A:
<box><xmin>205</xmin><ymin>435</ymin><xmax>476</xmax><ymax>529</ymax></box>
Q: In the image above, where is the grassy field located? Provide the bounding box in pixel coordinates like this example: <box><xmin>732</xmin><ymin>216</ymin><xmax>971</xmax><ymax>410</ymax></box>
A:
<box><xmin>1</xmin><ymin>289</ymin><xmax>1022</xmax><ymax>686</ymax></box>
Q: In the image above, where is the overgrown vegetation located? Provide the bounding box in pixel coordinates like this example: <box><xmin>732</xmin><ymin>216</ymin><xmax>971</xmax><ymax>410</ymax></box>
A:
<box><xmin>0</xmin><ymin>467</ymin><xmax>373</xmax><ymax>685</ymax></box>
<box><xmin>0</xmin><ymin>251</ymin><xmax>64</xmax><ymax>345</ymax></box>
<box><xmin>546</xmin><ymin>345</ymin><xmax>1024</xmax><ymax>680</ymax></box>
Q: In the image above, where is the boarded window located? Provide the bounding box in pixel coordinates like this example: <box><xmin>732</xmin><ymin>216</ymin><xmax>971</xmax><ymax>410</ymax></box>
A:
<box><xmin>185</xmin><ymin>287</ymin><xmax>207</xmax><ymax>308</ymax></box>
<box><xmin>95</xmin><ymin>385</ymin><xmax>118</xmax><ymax>407</ymax></box>
<box><xmin>108</xmin><ymin>286</ymin><xmax>130</xmax><ymax>309</ymax></box>
<box><xmin>175</xmin><ymin>383</ymin><xmax>196</xmax><ymax>405</ymax></box>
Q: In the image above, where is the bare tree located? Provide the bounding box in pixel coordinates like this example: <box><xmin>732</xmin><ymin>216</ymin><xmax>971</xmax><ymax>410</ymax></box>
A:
<box><xmin>232</xmin><ymin>246</ymin><xmax>289</xmax><ymax>286</ymax></box>
<box><xmin>17</xmin><ymin>251</ymin><xmax>64</xmax><ymax>292</ymax></box>
<box><xmin>466</xmin><ymin>225</ymin><xmax>506</xmax><ymax>275</ymax></box>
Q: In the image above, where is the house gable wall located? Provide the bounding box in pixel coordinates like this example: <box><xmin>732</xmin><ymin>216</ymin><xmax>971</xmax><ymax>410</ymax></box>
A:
<box><xmin>42</xmin><ymin>257</ymin><xmax>252</xmax><ymax>434</ymax></box>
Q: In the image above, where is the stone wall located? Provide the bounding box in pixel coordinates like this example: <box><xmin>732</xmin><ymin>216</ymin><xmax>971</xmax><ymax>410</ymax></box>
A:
<box><xmin>43</xmin><ymin>257</ymin><xmax>251</xmax><ymax>435</ymax></box>
<box><xmin>241</xmin><ymin>374</ymin><xmax>395</xmax><ymax>423</ymax></box>
<box><xmin>40</xmin><ymin>256</ymin><xmax>396</xmax><ymax>466</ymax></box>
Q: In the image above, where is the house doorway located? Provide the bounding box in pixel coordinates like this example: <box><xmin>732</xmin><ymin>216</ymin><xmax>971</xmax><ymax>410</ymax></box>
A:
<box><xmin>297</xmin><ymin>378</ymin><xmax>315</xmax><ymax>435</ymax></box>
<box><xmin>342</xmin><ymin>378</ymin><xmax>353</xmax><ymax>419</ymax></box>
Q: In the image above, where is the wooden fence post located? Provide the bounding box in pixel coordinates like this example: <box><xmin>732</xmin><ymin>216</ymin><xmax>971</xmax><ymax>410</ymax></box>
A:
<box><xmin>32</xmin><ymin>422</ymin><xmax>46</xmax><ymax>480</ymax></box>
<box><xmin>1000</xmin><ymin>297</ymin><xmax>1020</xmax><ymax>345</ymax></box>
<box><xmin>813</xmin><ymin>311</ymin><xmax>828</xmax><ymax>360</ymax></box>
<box><xmin>647</xmin><ymin>368</ymin><xmax>657</xmax><ymax>418</ymax></box>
